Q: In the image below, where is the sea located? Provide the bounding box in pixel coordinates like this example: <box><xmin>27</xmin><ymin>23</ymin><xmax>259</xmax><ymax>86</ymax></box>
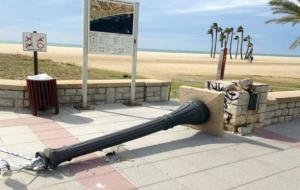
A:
<box><xmin>1</xmin><ymin>41</ymin><xmax>300</xmax><ymax>58</ymax></box>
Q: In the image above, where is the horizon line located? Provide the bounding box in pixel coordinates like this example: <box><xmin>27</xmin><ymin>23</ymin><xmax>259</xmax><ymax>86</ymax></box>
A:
<box><xmin>1</xmin><ymin>40</ymin><xmax>300</xmax><ymax>58</ymax></box>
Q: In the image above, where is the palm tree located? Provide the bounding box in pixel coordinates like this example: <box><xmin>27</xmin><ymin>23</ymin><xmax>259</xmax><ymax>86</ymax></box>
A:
<box><xmin>207</xmin><ymin>28</ymin><xmax>214</xmax><ymax>58</ymax></box>
<box><xmin>266</xmin><ymin>0</ymin><xmax>300</xmax><ymax>49</ymax></box>
<box><xmin>237</xmin><ymin>26</ymin><xmax>244</xmax><ymax>59</ymax></box>
<box><xmin>219</xmin><ymin>32</ymin><xmax>226</xmax><ymax>48</ymax></box>
<box><xmin>224</xmin><ymin>28</ymin><xmax>231</xmax><ymax>48</ymax></box>
<box><xmin>244</xmin><ymin>35</ymin><xmax>252</xmax><ymax>59</ymax></box>
<box><xmin>234</xmin><ymin>35</ymin><xmax>240</xmax><ymax>59</ymax></box>
<box><xmin>228</xmin><ymin>27</ymin><xmax>234</xmax><ymax>59</ymax></box>
<box><xmin>211</xmin><ymin>23</ymin><xmax>219</xmax><ymax>58</ymax></box>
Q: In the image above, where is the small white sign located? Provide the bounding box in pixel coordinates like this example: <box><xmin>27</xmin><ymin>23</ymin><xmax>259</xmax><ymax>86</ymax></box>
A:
<box><xmin>23</xmin><ymin>32</ymin><xmax>47</xmax><ymax>52</ymax></box>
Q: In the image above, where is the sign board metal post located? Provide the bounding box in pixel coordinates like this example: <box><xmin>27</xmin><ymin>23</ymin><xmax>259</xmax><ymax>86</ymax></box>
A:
<box><xmin>33</xmin><ymin>31</ymin><xmax>38</xmax><ymax>75</ymax></box>
<box><xmin>216</xmin><ymin>48</ymin><xmax>227</xmax><ymax>80</ymax></box>
<box><xmin>82</xmin><ymin>0</ymin><xmax>89</xmax><ymax>108</ymax></box>
<box><xmin>131</xmin><ymin>2</ymin><xmax>139</xmax><ymax>105</ymax></box>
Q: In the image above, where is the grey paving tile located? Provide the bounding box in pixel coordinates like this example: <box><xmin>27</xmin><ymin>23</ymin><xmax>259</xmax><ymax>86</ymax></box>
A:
<box><xmin>256</xmin><ymin>148</ymin><xmax>300</xmax><ymax>170</ymax></box>
<box><xmin>140</xmin><ymin>180</ymin><xmax>187</xmax><ymax>190</ymax></box>
<box><xmin>120</xmin><ymin>164</ymin><xmax>170</xmax><ymax>188</ymax></box>
<box><xmin>1</xmin><ymin>133</ymin><xmax>40</xmax><ymax>145</ymax></box>
<box><xmin>233</xmin><ymin>167</ymin><xmax>300</xmax><ymax>190</ymax></box>
<box><xmin>207</xmin><ymin>158</ymin><xmax>282</xmax><ymax>188</ymax></box>
<box><xmin>177</xmin><ymin>171</ymin><xmax>232</xmax><ymax>190</ymax></box>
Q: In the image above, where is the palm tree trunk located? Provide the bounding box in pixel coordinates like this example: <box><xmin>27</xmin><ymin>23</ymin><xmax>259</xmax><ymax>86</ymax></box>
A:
<box><xmin>213</xmin><ymin>30</ymin><xmax>218</xmax><ymax>58</ymax></box>
<box><xmin>210</xmin><ymin>34</ymin><xmax>214</xmax><ymax>58</ymax></box>
<box><xmin>245</xmin><ymin>41</ymin><xmax>250</xmax><ymax>59</ymax></box>
<box><xmin>240</xmin><ymin>32</ymin><xmax>244</xmax><ymax>59</ymax></box>
<box><xmin>235</xmin><ymin>39</ymin><xmax>239</xmax><ymax>59</ymax></box>
<box><xmin>229</xmin><ymin>32</ymin><xmax>234</xmax><ymax>59</ymax></box>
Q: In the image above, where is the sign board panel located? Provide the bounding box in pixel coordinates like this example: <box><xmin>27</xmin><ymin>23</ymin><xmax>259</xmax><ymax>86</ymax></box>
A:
<box><xmin>89</xmin><ymin>0</ymin><xmax>134</xmax><ymax>56</ymax></box>
<box><xmin>23</xmin><ymin>32</ymin><xmax>47</xmax><ymax>52</ymax></box>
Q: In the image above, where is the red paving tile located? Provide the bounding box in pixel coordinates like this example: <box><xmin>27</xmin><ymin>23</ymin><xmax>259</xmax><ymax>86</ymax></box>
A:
<box><xmin>255</xmin><ymin>128</ymin><xmax>300</xmax><ymax>149</ymax></box>
<box><xmin>0</xmin><ymin>117</ymin><xmax>52</xmax><ymax>128</ymax></box>
<box><xmin>0</xmin><ymin>116</ymin><xmax>135</xmax><ymax>190</ymax></box>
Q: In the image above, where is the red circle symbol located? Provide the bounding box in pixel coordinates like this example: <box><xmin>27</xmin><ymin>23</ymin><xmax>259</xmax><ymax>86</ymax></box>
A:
<box><xmin>37</xmin><ymin>42</ymin><xmax>44</xmax><ymax>49</ymax></box>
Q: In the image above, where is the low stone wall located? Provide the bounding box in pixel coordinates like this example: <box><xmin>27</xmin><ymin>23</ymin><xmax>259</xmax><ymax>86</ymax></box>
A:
<box><xmin>206</xmin><ymin>80</ymin><xmax>269</xmax><ymax>135</ymax></box>
<box><xmin>264</xmin><ymin>91</ymin><xmax>300</xmax><ymax>126</ymax></box>
<box><xmin>0</xmin><ymin>79</ymin><xmax>171</xmax><ymax>108</ymax></box>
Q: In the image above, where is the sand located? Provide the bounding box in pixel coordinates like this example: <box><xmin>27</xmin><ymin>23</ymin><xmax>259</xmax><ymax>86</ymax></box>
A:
<box><xmin>1</xmin><ymin>43</ymin><xmax>300</xmax><ymax>81</ymax></box>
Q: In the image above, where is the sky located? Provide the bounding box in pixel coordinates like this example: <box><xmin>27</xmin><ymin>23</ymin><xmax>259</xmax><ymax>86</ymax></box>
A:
<box><xmin>0</xmin><ymin>0</ymin><xmax>300</xmax><ymax>56</ymax></box>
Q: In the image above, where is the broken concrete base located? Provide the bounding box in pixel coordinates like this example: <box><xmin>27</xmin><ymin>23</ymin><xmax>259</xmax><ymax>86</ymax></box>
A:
<box><xmin>179</xmin><ymin>86</ymin><xmax>224</xmax><ymax>136</ymax></box>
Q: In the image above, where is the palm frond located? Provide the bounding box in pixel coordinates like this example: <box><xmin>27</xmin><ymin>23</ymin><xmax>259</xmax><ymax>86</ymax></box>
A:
<box><xmin>290</xmin><ymin>36</ymin><xmax>300</xmax><ymax>49</ymax></box>
<box><xmin>266</xmin><ymin>15</ymin><xmax>300</xmax><ymax>25</ymax></box>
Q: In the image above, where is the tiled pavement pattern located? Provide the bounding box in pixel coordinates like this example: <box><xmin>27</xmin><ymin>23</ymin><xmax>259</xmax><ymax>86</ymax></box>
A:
<box><xmin>0</xmin><ymin>101</ymin><xmax>299</xmax><ymax>190</ymax></box>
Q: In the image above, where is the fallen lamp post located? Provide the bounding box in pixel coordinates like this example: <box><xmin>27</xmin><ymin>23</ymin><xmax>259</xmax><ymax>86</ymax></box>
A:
<box><xmin>0</xmin><ymin>99</ymin><xmax>221</xmax><ymax>176</ymax></box>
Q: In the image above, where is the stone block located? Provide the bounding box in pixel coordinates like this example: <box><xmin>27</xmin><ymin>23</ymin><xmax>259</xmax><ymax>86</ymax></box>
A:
<box><xmin>135</xmin><ymin>87</ymin><xmax>144</xmax><ymax>93</ymax></box>
<box><xmin>97</xmin><ymin>88</ymin><xmax>106</xmax><ymax>94</ymax></box>
<box><xmin>266</xmin><ymin>105</ymin><xmax>274</xmax><ymax>112</ymax></box>
<box><xmin>25</xmin><ymin>92</ymin><xmax>29</xmax><ymax>99</ymax></box>
<box><xmin>116</xmin><ymin>87</ymin><xmax>130</xmax><ymax>93</ymax></box>
<box><xmin>76</xmin><ymin>89</ymin><xmax>82</xmax><ymax>95</ymax></box>
<box><xmin>238</xmin><ymin>126</ymin><xmax>253</xmax><ymax>136</ymax></box>
<box><xmin>24</xmin><ymin>100</ymin><xmax>29</xmax><ymax>107</ymax></box>
<box><xmin>264</xmin><ymin>119</ymin><xmax>272</xmax><ymax>126</ymax></box>
<box><xmin>65</xmin><ymin>89</ymin><xmax>77</xmax><ymax>96</ymax></box>
<box><xmin>259</xmin><ymin>93</ymin><xmax>268</xmax><ymax>104</ymax></box>
<box><xmin>0</xmin><ymin>90</ymin><xmax>24</xmax><ymax>99</ymax></box>
<box><xmin>92</xmin><ymin>94</ymin><xmax>105</xmax><ymax>101</ymax></box>
<box><xmin>288</xmin><ymin>108</ymin><xmax>294</xmax><ymax>116</ymax></box>
<box><xmin>115</xmin><ymin>93</ymin><xmax>124</xmax><ymax>100</ymax></box>
<box><xmin>258</xmin><ymin>104</ymin><xmax>266</xmax><ymax>113</ymax></box>
<box><xmin>58</xmin><ymin>89</ymin><xmax>65</xmax><ymax>96</ymax></box>
<box><xmin>227</xmin><ymin>104</ymin><xmax>242</xmax><ymax>116</ymax></box>
<box><xmin>241</xmin><ymin>105</ymin><xmax>248</xmax><ymax>115</ymax></box>
<box><xmin>161</xmin><ymin>87</ymin><xmax>169</xmax><ymax>101</ymax></box>
<box><xmin>106</xmin><ymin>88</ymin><xmax>115</xmax><ymax>104</ymax></box>
<box><xmin>296</xmin><ymin>102</ymin><xmax>300</xmax><ymax>107</ymax></box>
<box><xmin>231</xmin><ymin>91</ymin><xmax>249</xmax><ymax>106</ymax></box>
<box><xmin>247</xmin><ymin>114</ymin><xmax>259</xmax><ymax>124</ymax></box>
<box><xmin>278</xmin><ymin>116</ymin><xmax>285</xmax><ymax>123</ymax></box>
<box><xmin>14</xmin><ymin>100</ymin><xmax>24</xmax><ymax>108</ymax></box>
<box><xmin>271</xmin><ymin>117</ymin><xmax>279</xmax><ymax>124</ymax></box>
<box><xmin>264</xmin><ymin>112</ymin><xmax>272</xmax><ymax>119</ymax></box>
<box><xmin>253</xmin><ymin>123</ymin><xmax>263</xmax><ymax>128</ymax></box>
<box><xmin>282</xmin><ymin>109</ymin><xmax>289</xmax><ymax>116</ymax></box>
<box><xmin>88</xmin><ymin>88</ymin><xmax>97</xmax><ymax>95</ymax></box>
<box><xmin>70</xmin><ymin>96</ymin><xmax>82</xmax><ymax>103</ymax></box>
<box><xmin>0</xmin><ymin>99</ymin><xmax>14</xmax><ymax>107</ymax></box>
<box><xmin>258</xmin><ymin>114</ymin><xmax>265</xmax><ymax>123</ymax></box>
<box><xmin>288</xmin><ymin>102</ymin><xmax>296</xmax><ymax>108</ymax></box>
<box><xmin>59</xmin><ymin>96</ymin><xmax>70</xmax><ymax>104</ymax></box>
<box><xmin>146</xmin><ymin>91</ymin><xmax>154</xmax><ymax>97</ymax></box>
<box><xmin>146</xmin><ymin>96</ymin><xmax>161</xmax><ymax>102</ymax></box>
<box><xmin>147</xmin><ymin>87</ymin><xmax>161</xmax><ymax>92</ymax></box>
<box><xmin>230</xmin><ymin>115</ymin><xmax>246</xmax><ymax>126</ymax></box>
<box><xmin>285</xmin><ymin>116</ymin><xmax>292</xmax><ymax>122</ymax></box>
<box><xmin>279</xmin><ymin>103</ymin><xmax>287</xmax><ymax>109</ymax></box>
<box><xmin>254</xmin><ymin>85</ymin><xmax>269</xmax><ymax>93</ymax></box>
<box><xmin>135</xmin><ymin>93</ymin><xmax>144</xmax><ymax>99</ymax></box>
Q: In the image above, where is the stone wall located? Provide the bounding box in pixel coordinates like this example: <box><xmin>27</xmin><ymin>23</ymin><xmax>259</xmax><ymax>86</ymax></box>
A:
<box><xmin>206</xmin><ymin>80</ymin><xmax>269</xmax><ymax>135</ymax></box>
<box><xmin>206</xmin><ymin>80</ymin><xmax>300</xmax><ymax>135</ymax></box>
<box><xmin>264</xmin><ymin>91</ymin><xmax>300</xmax><ymax>126</ymax></box>
<box><xmin>0</xmin><ymin>79</ymin><xmax>171</xmax><ymax>108</ymax></box>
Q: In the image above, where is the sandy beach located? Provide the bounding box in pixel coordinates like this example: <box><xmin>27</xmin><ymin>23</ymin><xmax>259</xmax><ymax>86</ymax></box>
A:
<box><xmin>1</xmin><ymin>43</ymin><xmax>300</xmax><ymax>82</ymax></box>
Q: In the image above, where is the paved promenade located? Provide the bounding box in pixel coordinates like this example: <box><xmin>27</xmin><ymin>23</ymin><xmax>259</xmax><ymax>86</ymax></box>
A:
<box><xmin>0</xmin><ymin>101</ymin><xmax>299</xmax><ymax>190</ymax></box>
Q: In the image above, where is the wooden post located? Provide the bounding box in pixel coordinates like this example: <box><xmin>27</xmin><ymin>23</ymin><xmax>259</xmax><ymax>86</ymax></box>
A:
<box><xmin>216</xmin><ymin>48</ymin><xmax>227</xmax><ymax>80</ymax></box>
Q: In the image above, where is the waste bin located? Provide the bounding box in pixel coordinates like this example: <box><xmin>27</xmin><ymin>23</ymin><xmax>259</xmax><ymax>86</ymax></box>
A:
<box><xmin>26</xmin><ymin>78</ymin><xmax>59</xmax><ymax>116</ymax></box>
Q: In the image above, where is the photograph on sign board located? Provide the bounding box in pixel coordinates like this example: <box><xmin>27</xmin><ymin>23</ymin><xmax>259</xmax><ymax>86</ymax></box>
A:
<box><xmin>90</xmin><ymin>0</ymin><xmax>134</xmax><ymax>35</ymax></box>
